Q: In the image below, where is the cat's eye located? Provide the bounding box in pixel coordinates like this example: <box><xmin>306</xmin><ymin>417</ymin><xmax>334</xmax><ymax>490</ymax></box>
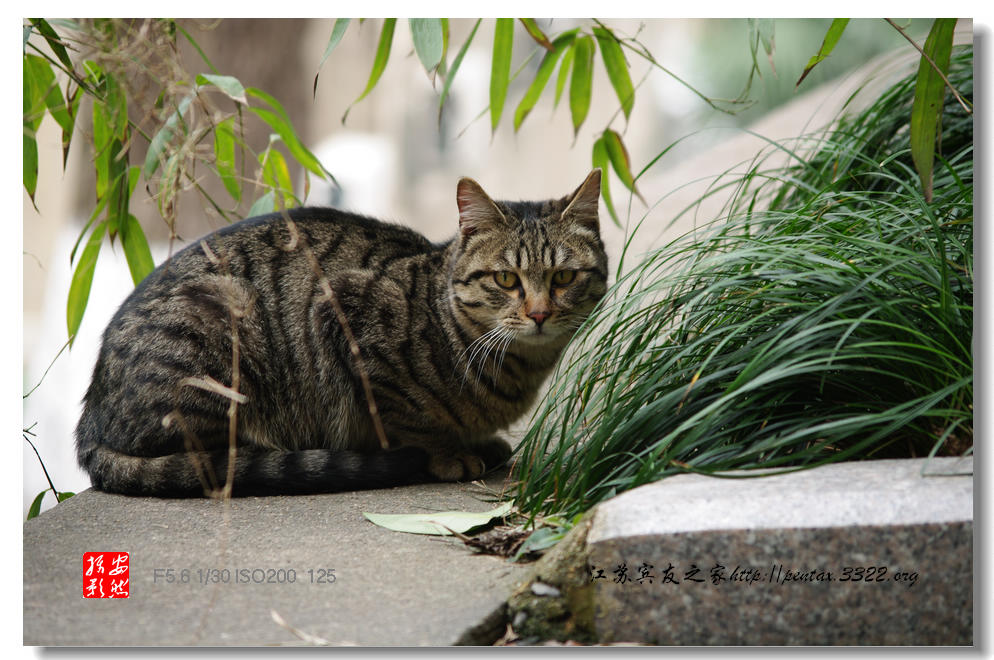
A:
<box><xmin>552</xmin><ymin>270</ymin><xmax>576</xmax><ymax>286</ymax></box>
<box><xmin>493</xmin><ymin>271</ymin><xmax>520</xmax><ymax>289</ymax></box>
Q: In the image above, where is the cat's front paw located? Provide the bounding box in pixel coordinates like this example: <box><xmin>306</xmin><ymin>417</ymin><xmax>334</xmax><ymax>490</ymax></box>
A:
<box><xmin>427</xmin><ymin>437</ymin><xmax>511</xmax><ymax>481</ymax></box>
<box><xmin>428</xmin><ymin>453</ymin><xmax>486</xmax><ymax>482</ymax></box>
<box><xmin>476</xmin><ymin>436</ymin><xmax>511</xmax><ymax>471</ymax></box>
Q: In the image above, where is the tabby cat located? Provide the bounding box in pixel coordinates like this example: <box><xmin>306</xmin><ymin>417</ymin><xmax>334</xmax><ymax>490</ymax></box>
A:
<box><xmin>76</xmin><ymin>170</ymin><xmax>608</xmax><ymax>496</ymax></box>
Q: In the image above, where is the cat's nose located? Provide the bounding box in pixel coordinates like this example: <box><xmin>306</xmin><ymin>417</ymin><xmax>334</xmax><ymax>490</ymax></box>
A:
<box><xmin>527</xmin><ymin>310</ymin><xmax>551</xmax><ymax>326</ymax></box>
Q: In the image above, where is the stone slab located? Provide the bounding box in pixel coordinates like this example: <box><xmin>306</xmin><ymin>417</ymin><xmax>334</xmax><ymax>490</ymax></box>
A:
<box><xmin>583</xmin><ymin>457</ymin><xmax>973</xmax><ymax>645</ymax></box>
<box><xmin>23</xmin><ymin>471</ymin><xmax>525</xmax><ymax>646</ymax></box>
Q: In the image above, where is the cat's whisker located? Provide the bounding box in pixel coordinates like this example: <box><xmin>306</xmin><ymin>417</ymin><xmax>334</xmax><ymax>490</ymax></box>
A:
<box><xmin>459</xmin><ymin>325</ymin><xmax>507</xmax><ymax>391</ymax></box>
<box><xmin>484</xmin><ymin>326</ymin><xmax>516</xmax><ymax>385</ymax></box>
<box><xmin>494</xmin><ymin>327</ymin><xmax>516</xmax><ymax>377</ymax></box>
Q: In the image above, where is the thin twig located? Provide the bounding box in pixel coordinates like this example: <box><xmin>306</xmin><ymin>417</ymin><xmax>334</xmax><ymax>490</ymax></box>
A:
<box><xmin>198</xmin><ymin>240</ymin><xmax>242</xmax><ymax>499</ymax></box>
<box><xmin>179</xmin><ymin>375</ymin><xmax>248</xmax><ymax>404</ymax></box>
<box><xmin>270</xmin><ymin>610</ymin><xmax>331</xmax><ymax>646</ymax></box>
<box><xmin>24</xmin><ymin>430</ymin><xmax>60</xmax><ymax>495</ymax></box>
<box><xmin>279</xmin><ymin>212</ymin><xmax>390</xmax><ymax>451</ymax></box>
<box><xmin>163</xmin><ymin>409</ymin><xmax>220</xmax><ymax>493</ymax></box>
<box><xmin>23</xmin><ymin>336</ymin><xmax>73</xmax><ymax>399</ymax></box>
<box><xmin>884</xmin><ymin>18</ymin><xmax>972</xmax><ymax>115</ymax></box>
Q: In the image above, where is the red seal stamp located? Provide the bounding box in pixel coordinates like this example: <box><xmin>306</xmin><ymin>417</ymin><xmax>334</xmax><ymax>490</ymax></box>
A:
<box><xmin>83</xmin><ymin>552</ymin><xmax>129</xmax><ymax>598</ymax></box>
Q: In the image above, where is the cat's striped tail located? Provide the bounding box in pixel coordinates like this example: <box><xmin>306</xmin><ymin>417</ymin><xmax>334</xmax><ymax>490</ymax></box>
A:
<box><xmin>76</xmin><ymin>443</ymin><xmax>430</xmax><ymax>497</ymax></box>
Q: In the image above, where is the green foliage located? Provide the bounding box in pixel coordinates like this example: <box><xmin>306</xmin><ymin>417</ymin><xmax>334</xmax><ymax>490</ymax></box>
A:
<box><xmin>519</xmin><ymin>18</ymin><xmax>554</xmax><ymax>51</ymax></box>
<box><xmin>567</xmin><ymin>35</ymin><xmax>595</xmax><ymax>138</ymax></box>
<box><xmin>489</xmin><ymin>19</ymin><xmax>515</xmax><ymax>136</ymax></box>
<box><xmin>342</xmin><ymin>18</ymin><xmax>396</xmax><ymax>123</ymax></box>
<box><xmin>796</xmin><ymin>18</ymin><xmax>850</xmax><ymax>87</ymax></box>
<box><xmin>323</xmin><ymin>18</ymin><xmax>755</xmax><ymax>232</ymax></box>
<box><xmin>410</xmin><ymin>18</ymin><xmax>445</xmax><ymax>78</ymax></box>
<box><xmin>27</xmin><ymin>489</ymin><xmax>75</xmax><ymax>521</ymax></box>
<box><xmin>592</xmin><ymin>26</ymin><xmax>635</xmax><ymax>122</ymax></box>
<box><xmin>510</xmin><ymin>513</ymin><xmax>582</xmax><ymax>562</ymax></box>
<box><xmin>314</xmin><ymin>18</ymin><xmax>351</xmax><ymax>96</ymax></box>
<box><xmin>910</xmin><ymin>18</ymin><xmax>958</xmax><ymax>202</ymax></box>
<box><xmin>747</xmin><ymin>18</ymin><xmax>776</xmax><ymax>76</ymax></box>
<box><xmin>438</xmin><ymin>19</ymin><xmax>482</xmax><ymax>125</ymax></box>
<box><xmin>67</xmin><ymin>222</ymin><xmax>106</xmax><ymax>342</ymax></box>
<box><xmin>23</xmin><ymin>18</ymin><xmax>328</xmax><ymax>340</ymax></box>
<box><xmin>513</xmin><ymin>47</ymin><xmax>974</xmax><ymax>520</ymax></box>
<box><xmin>513</xmin><ymin>30</ymin><xmax>577</xmax><ymax>131</ymax></box>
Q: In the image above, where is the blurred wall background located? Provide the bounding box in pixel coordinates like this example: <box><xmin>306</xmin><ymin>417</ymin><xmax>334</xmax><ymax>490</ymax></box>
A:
<box><xmin>22</xmin><ymin>18</ymin><xmax>949</xmax><ymax>514</ymax></box>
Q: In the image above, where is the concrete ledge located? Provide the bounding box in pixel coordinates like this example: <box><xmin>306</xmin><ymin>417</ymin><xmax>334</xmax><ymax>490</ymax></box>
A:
<box><xmin>23</xmin><ymin>472</ymin><xmax>525</xmax><ymax>646</ymax></box>
<box><xmin>510</xmin><ymin>457</ymin><xmax>973</xmax><ymax>645</ymax></box>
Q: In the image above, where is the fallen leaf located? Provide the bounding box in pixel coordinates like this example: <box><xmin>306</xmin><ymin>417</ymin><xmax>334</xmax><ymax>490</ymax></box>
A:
<box><xmin>363</xmin><ymin>501</ymin><xmax>513</xmax><ymax>535</ymax></box>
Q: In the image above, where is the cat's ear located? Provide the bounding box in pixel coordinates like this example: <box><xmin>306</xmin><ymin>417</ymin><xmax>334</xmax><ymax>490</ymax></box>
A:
<box><xmin>457</xmin><ymin>177</ymin><xmax>506</xmax><ymax>238</ymax></box>
<box><xmin>560</xmin><ymin>169</ymin><xmax>601</xmax><ymax>233</ymax></box>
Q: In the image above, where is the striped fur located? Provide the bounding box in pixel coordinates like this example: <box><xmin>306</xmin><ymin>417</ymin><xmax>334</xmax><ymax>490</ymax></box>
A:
<box><xmin>75</xmin><ymin>170</ymin><xmax>608</xmax><ymax>496</ymax></box>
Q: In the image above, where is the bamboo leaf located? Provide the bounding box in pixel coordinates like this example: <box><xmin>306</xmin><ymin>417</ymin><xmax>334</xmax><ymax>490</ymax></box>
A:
<box><xmin>796</xmin><ymin>18</ymin><xmax>850</xmax><ymax>88</ymax></box>
<box><xmin>314</xmin><ymin>18</ymin><xmax>351</xmax><ymax>96</ymax></box>
<box><xmin>410</xmin><ymin>18</ymin><xmax>444</xmax><ymax>76</ymax></box>
<box><xmin>27</xmin><ymin>491</ymin><xmax>47</xmax><ymax>521</ymax></box>
<box><xmin>143</xmin><ymin>94</ymin><xmax>192</xmax><ymax>178</ymax></box>
<box><xmin>603</xmin><ymin>129</ymin><xmax>646</xmax><ymax>204</ymax></box>
<box><xmin>215</xmin><ymin>117</ymin><xmax>240</xmax><ymax>201</ymax></box>
<box><xmin>593</xmin><ymin>26</ymin><xmax>635</xmax><ymax>121</ymax></box>
<box><xmin>247</xmin><ymin>191</ymin><xmax>276</xmax><ymax>217</ymax></box>
<box><xmin>23</xmin><ymin>56</ymin><xmax>42</xmax><ymax>201</ymax></box>
<box><xmin>248</xmin><ymin>87</ymin><xmax>328</xmax><ymax>179</ymax></box>
<box><xmin>758</xmin><ymin>18</ymin><xmax>776</xmax><ymax>73</ymax></box>
<box><xmin>105</xmin><ymin>152</ymin><xmax>129</xmax><ymax>240</ymax></box>
<box><xmin>911</xmin><ymin>18</ymin><xmax>957</xmax><ymax>203</ymax></box>
<box><xmin>177</xmin><ymin>23</ymin><xmax>219</xmax><ymax>74</ymax></box>
<box><xmin>490</xmin><ymin>18</ymin><xmax>514</xmax><ymax>136</ymax></box>
<box><xmin>128</xmin><ymin>164</ymin><xmax>140</xmax><ymax>197</ymax></box>
<box><xmin>71</xmin><ymin>196</ymin><xmax>108</xmax><ymax>265</ymax></box>
<box><xmin>24</xmin><ymin>133</ymin><xmax>38</xmax><ymax>203</ymax></box>
<box><xmin>748</xmin><ymin>18</ymin><xmax>776</xmax><ymax>76</ymax></box>
<box><xmin>57</xmin><ymin>491</ymin><xmax>75</xmax><ymax>503</ymax></box>
<box><xmin>120</xmin><ymin>214</ymin><xmax>155</xmax><ymax>285</ymax></box>
<box><xmin>342</xmin><ymin>18</ymin><xmax>396</xmax><ymax>123</ymax></box>
<box><xmin>31</xmin><ymin>57</ymin><xmax>73</xmax><ymax>136</ymax></box>
<box><xmin>64</xmin><ymin>83</ymin><xmax>82</xmax><ymax>168</ymax></box>
<box><xmin>592</xmin><ymin>137</ymin><xmax>620</xmax><ymax>227</ymax></box>
<box><xmin>554</xmin><ymin>41</ymin><xmax>575</xmax><ymax>109</ymax></box>
<box><xmin>44</xmin><ymin>81</ymin><xmax>75</xmax><ymax>163</ymax></box>
<box><xmin>67</xmin><ymin>222</ymin><xmax>106</xmax><ymax>342</ymax></box>
<box><xmin>259</xmin><ymin>145</ymin><xmax>295</xmax><ymax>206</ymax></box>
<box><xmin>569</xmin><ymin>35</ymin><xmax>595</xmax><ymax>137</ymax></box>
<box><xmin>438</xmin><ymin>19</ymin><xmax>481</xmax><ymax>125</ymax></box>
<box><xmin>92</xmin><ymin>99</ymin><xmax>111</xmax><ymax>200</ymax></box>
<box><xmin>363</xmin><ymin>502</ymin><xmax>513</xmax><ymax>536</ymax></box>
<box><xmin>439</xmin><ymin>19</ymin><xmax>450</xmax><ymax>78</ymax></box>
<box><xmin>105</xmin><ymin>74</ymin><xmax>128</xmax><ymax>142</ymax></box>
<box><xmin>513</xmin><ymin>30</ymin><xmax>577</xmax><ymax>131</ymax></box>
<box><xmin>29</xmin><ymin>19</ymin><xmax>74</xmax><ymax>72</ymax></box>
<box><xmin>519</xmin><ymin>18</ymin><xmax>554</xmax><ymax>51</ymax></box>
<box><xmin>195</xmin><ymin>73</ymin><xmax>248</xmax><ymax>105</ymax></box>
<box><xmin>23</xmin><ymin>55</ymin><xmax>52</xmax><ymax>132</ymax></box>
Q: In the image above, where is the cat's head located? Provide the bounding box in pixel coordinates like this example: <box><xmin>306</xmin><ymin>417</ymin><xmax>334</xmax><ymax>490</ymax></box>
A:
<box><xmin>448</xmin><ymin>170</ymin><xmax>609</xmax><ymax>348</ymax></box>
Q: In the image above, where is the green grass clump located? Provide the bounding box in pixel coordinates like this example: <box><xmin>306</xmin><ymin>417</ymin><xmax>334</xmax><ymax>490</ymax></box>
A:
<box><xmin>514</xmin><ymin>47</ymin><xmax>973</xmax><ymax>519</ymax></box>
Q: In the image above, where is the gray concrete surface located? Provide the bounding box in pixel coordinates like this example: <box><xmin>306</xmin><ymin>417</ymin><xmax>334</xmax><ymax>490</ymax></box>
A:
<box><xmin>515</xmin><ymin>456</ymin><xmax>973</xmax><ymax>645</ymax></box>
<box><xmin>23</xmin><ymin>470</ymin><xmax>525</xmax><ymax>646</ymax></box>
<box><xmin>25</xmin><ymin>456</ymin><xmax>974</xmax><ymax>646</ymax></box>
